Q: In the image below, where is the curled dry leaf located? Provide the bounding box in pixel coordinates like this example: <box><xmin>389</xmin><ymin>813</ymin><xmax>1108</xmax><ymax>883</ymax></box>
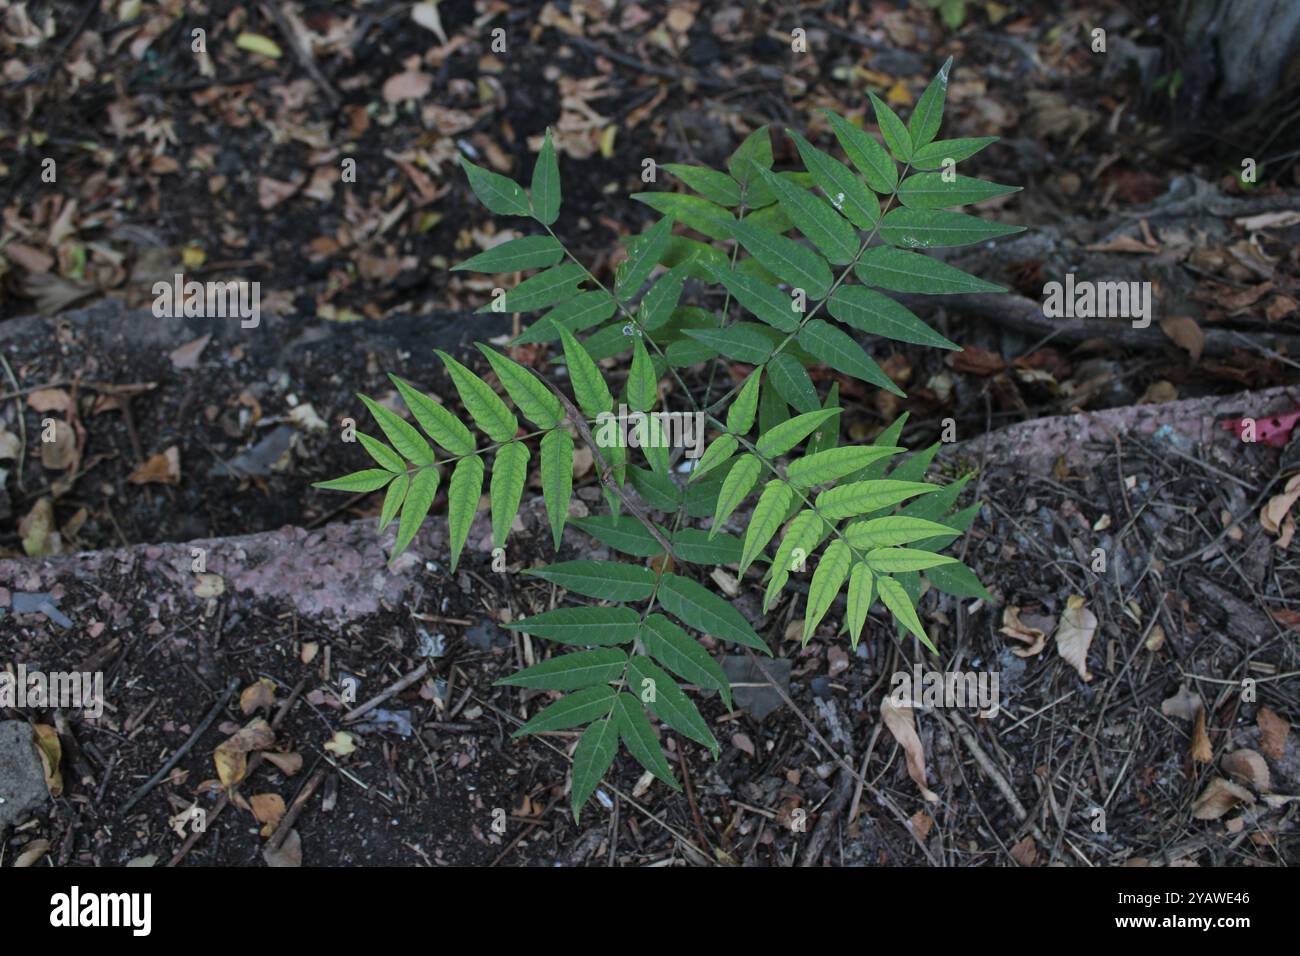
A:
<box><xmin>250</xmin><ymin>792</ymin><xmax>286</xmax><ymax>837</ymax></box>
<box><xmin>1191</xmin><ymin>777</ymin><xmax>1254</xmax><ymax>820</ymax></box>
<box><xmin>1054</xmin><ymin>595</ymin><xmax>1096</xmax><ymax>682</ymax></box>
<box><xmin>1260</xmin><ymin>474</ymin><xmax>1300</xmax><ymax>549</ymax></box>
<box><xmin>1000</xmin><ymin>606</ymin><xmax>1049</xmax><ymax>657</ymax></box>
<box><xmin>1159</xmin><ymin>316</ymin><xmax>1204</xmax><ymax>362</ymax></box>
<box><xmin>1190</xmin><ymin>709</ymin><xmax>1213</xmax><ymax>763</ymax></box>
<box><xmin>1256</xmin><ymin>707</ymin><xmax>1290</xmax><ymax>761</ymax></box>
<box><xmin>1160</xmin><ymin>684</ymin><xmax>1203</xmax><ymax>721</ymax></box>
<box><xmin>262</xmin><ymin>751</ymin><xmax>304</xmax><ymax>776</ymax></box>
<box><xmin>240</xmin><ymin>678</ymin><xmax>276</xmax><ymax>716</ymax></box>
<box><xmin>213</xmin><ymin>718</ymin><xmax>275</xmax><ymax>789</ymax></box>
<box><xmin>128</xmin><ymin>446</ymin><xmax>180</xmax><ymax>485</ymax></box>
<box><xmin>1221</xmin><ymin>749</ymin><xmax>1271</xmax><ymax>792</ymax></box>
<box><xmin>33</xmin><ymin>724</ymin><xmax>63</xmax><ymax>797</ymax></box>
<box><xmin>880</xmin><ymin>697</ymin><xmax>939</xmax><ymax>803</ymax></box>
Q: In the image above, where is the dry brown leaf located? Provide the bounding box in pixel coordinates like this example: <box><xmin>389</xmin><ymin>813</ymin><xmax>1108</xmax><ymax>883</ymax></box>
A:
<box><xmin>909</xmin><ymin>811</ymin><xmax>934</xmax><ymax>841</ymax></box>
<box><xmin>1191</xmin><ymin>777</ymin><xmax>1254</xmax><ymax>820</ymax></box>
<box><xmin>1009</xmin><ymin>835</ymin><xmax>1038</xmax><ymax>866</ymax></box>
<box><xmin>263</xmin><ymin>751</ymin><xmax>303</xmax><ymax>776</ymax></box>
<box><xmin>15</xmin><ymin>839</ymin><xmax>51</xmax><ymax>867</ymax></box>
<box><xmin>128</xmin><ymin>446</ymin><xmax>180</xmax><ymax>485</ymax></box>
<box><xmin>1221</xmin><ymin>749</ymin><xmax>1270</xmax><ymax>792</ymax></box>
<box><xmin>214</xmin><ymin>718</ymin><xmax>275</xmax><ymax>789</ymax></box>
<box><xmin>1159</xmin><ymin>316</ymin><xmax>1204</xmax><ymax>363</ymax></box>
<box><xmin>250</xmin><ymin>792</ymin><xmax>286</xmax><ymax>836</ymax></box>
<box><xmin>40</xmin><ymin>419</ymin><xmax>78</xmax><ymax>471</ymax></box>
<box><xmin>324</xmin><ymin>730</ymin><xmax>356</xmax><ymax>756</ymax></box>
<box><xmin>1160</xmin><ymin>684</ymin><xmax>1203</xmax><ymax>721</ymax></box>
<box><xmin>1054</xmin><ymin>594</ymin><xmax>1096</xmax><ymax>682</ymax></box>
<box><xmin>1260</xmin><ymin>474</ymin><xmax>1300</xmax><ymax>536</ymax></box>
<box><xmin>1191</xmin><ymin>708</ymin><xmax>1213</xmax><ymax>763</ymax></box>
<box><xmin>193</xmin><ymin>573</ymin><xmax>224</xmax><ymax>598</ymax></box>
<box><xmin>169</xmin><ymin>334</ymin><xmax>210</xmax><ymax>370</ymax></box>
<box><xmin>257</xmin><ymin>175</ymin><xmax>304</xmax><ymax>210</ymax></box>
<box><xmin>33</xmin><ymin>724</ymin><xmax>63</xmax><ymax>797</ymax></box>
<box><xmin>383</xmin><ymin>69</ymin><xmax>432</xmax><ymax>103</ymax></box>
<box><xmin>881</xmin><ymin>698</ymin><xmax>939</xmax><ymax>803</ymax></box>
<box><xmin>1257</xmin><ymin>707</ymin><xmax>1290</xmax><ymax>761</ymax></box>
<box><xmin>26</xmin><ymin>388</ymin><xmax>72</xmax><ymax>414</ymax></box>
<box><xmin>1000</xmin><ymin>606</ymin><xmax>1049</xmax><ymax>657</ymax></box>
<box><xmin>240</xmin><ymin>678</ymin><xmax>276</xmax><ymax>715</ymax></box>
<box><xmin>263</xmin><ymin>828</ymin><xmax>302</xmax><ymax>867</ymax></box>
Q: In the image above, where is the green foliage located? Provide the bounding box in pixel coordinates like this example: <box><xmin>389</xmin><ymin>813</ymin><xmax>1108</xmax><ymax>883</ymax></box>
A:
<box><xmin>316</xmin><ymin>60</ymin><xmax>1019</xmax><ymax>822</ymax></box>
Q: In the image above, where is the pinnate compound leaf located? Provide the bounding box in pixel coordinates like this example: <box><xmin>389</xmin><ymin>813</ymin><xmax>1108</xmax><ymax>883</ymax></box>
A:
<box><xmin>495</xmin><ymin>648</ymin><xmax>626</xmax><ymax>690</ymax></box>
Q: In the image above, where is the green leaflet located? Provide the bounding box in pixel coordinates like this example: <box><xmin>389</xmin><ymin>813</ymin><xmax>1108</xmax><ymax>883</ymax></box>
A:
<box><xmin>571</xmin><ymin>514</ymin><xmax>663</xmax><ymax>558</ymax></box>
<box><xmin>740</xmin><ymin>479</ymin><xmax>794</xmax><ymax>573</ymax></box>
<box><xmin>909</xmin><ymin>136</ymin><xmax>998</xmax><ymax>171</ymax></box>
<box><xmin>641</xmin><ymin>614</ymin><xmax>732</xmax><ymax>711</ymax></box>
<box><xmin>691</xmin><ymin>433</ymin><xmax>737</xmax><ymax>482</ymax></box>
<box><xmin>868</xmin><ymin>91</ymin><xmax>912</xmax><ymax>163</ymax></box>
<box><xmin>683</xmin><ymin>325</ymin><xmax>774</xmax><ymax>364</ymax></box>
<box><xmin>514</xmin><ymin>685</ymin><xmax>617</xmax><ymax>737</ymax></box>
<box><xmin>476</xmin><ymin>262</ymin><xmax>585</xmax><ymax>313</ymax></box>
<box><xmin>627</xmin><ymin>656</ymin><xmax>719</xmax><ymax>756</ymax></box>
<box><xmin>627</xmin><ymin>337</ymin><xmax>657</xmax><ymax>412</ymax></box>
<box><xmin>815</xmin><ymin>479</ymin><xmax>939</xmax><ymax>520</ymax></box>
<box><xmin>846</xmin><ymin>563</ymin><xmax>874</xmax><ymax>649</ymax></box>
<box><xmin>557</xmin><ymin>326</ymin><xmax>612</xmax><ymax>418</ymax></box>
<box><xmin>755</xmin><ymin>407</ymin><xmax>841</xmax><ymax>457</ymax></box>
<box><xmin>359</xmin><ymin>396</ymin><xmax>435</xmax><ymax>466</ymax></box>
<box><xmin>727</xmin><ymin>125</ymin><xmax>775</xmax><ymax>205</ymax></box>
<box><xmin>786</xmin><ymin>445</ymin><xmax>905</xmax><ymax>488</ymax></box>
<box><xmin>617</xmin><ymin>216</ymin><xmax>676</xmax><ymax>300</ymax></box>
<box><xmin>571</xmin><ymin>718</ymin><xmax>619</xmax><ymax>822</ymax></box>
<box><xmin>726</xmin><ymin>219</ymin><xmax>832</xmax><ymax>299</ymax></box>
<box><xmin>531</xmin><ymin>128</ymin><xmax>561</xmax><ymax>225</ymax></box>
<box><xmin>756</xmin><ymin>167</ymin><xmax>859</xmax><ymax>264</ymax></box>
<box><xmin>495</xmin><ymin>647</ymin><xmax>626</xmax><ymax>691</ymax></box>
<box><xmin>540</xmin><ymin>427</ymin><xmax>574</xmax><ymax>549</ymax></box>
<box><xmin>727</xmin><ymin>369</ymin><xmax>762</xmax><ymax>435</ymax></box>
<box><xmin>435</xmin><ymin>350</ymin><xmax>518</xmax><ymax>442</ymax></box>
<box><xmin>389</xmin><ymin>375</ymin><xmax>476</xmax><ymax>455</ymax></box>
<box><xmin>704</xmin><ymin>262</ymin><xmax>800</xmax><ymax>332</ymax></box>
<box><xmin>855</xmin><ymin>246</ymin><xmax>1005</xmax><ymax>295</ymax></box>
<box><xmin>445</xmin><ymin>455</ymin><xmax>483</xmax><ymax>571</ymax></box>
<box><xmin>787</xmin><ymin>130</ymin><xmax>880</xmax><ymax>229</ymax></box>
<box><xmin>765</xmin><ymin>510</ymin><xmax>825</xmax><ymax>612</ymax></box>
<box><xmin>514</xmin><ymin>291</ymin><xmax>617</xmax><ymax>344</ymax></box>
<box><xmin>639</xmin><ymin>266</ymin><xmax>687</xmax><ymax>331</ymax></box>
<box><xmin>766</xmin><ymin>351</ymin><xmax>821</xmax><ymax>414</ymax></box>
<box><xmin>490</xmin><ymin>441</ymin><xmax>529</xmax><ymax>549</ymax></box>
<box><xmin>842</xmin><ymin>516</ymin><xmax>957</xmax><ymax>548</ymax></box>
<box><xmin>356</xmin><ymin>432</ymin><xmax>406</xmax><ymax>473</ymax></box>
<box><xmin>378</xmin><ymin>473</ymin><xmax>408</xmax><ymax>531</ymax></box>
<box><xmin>876</xmin><ymin>574</ymin><xmax>935</xmax><ymax>653</ymax></box>
<box><xmin>668</xmin><ymin>528</ymin><xmax>744</xmax><ymax>566</ymax></box>
<box><xmin>523</xmin><ymin>560</ymin><xmax>657</xmax><ymax>601</ymax></box>
<box><xmin>393</xmin><ymin>465</ymin><xmax>440</xmax><ymax>557</ymax></box>
<box><xmin>865</xmin><ymin>547</ymin><xmax>958</xmax><ymax>573</ymax></box>
<box><xmin>798</xmin><ymin>318</ymin><xmax>905</xmax><ymax>397</ymax></box>
<box><xmin>477</xmin><ymin>345</ymin><xmax>563</xmax><ymax>429</ymax></box>
<box><xmin>807</xmin><ymin>382</ymin><xmax>841</xmax><ymax>454</ymax></box>
<box><xmin>827</xmin><ymin>286</ymin><xmax>959</xmax><ymax>350</ymax></box>
<box><xmin>925</xmin><ymin>560</ymin><xmax>991</xmax><ymax>600</ymax></box>
<box><xmin>506</xmin><ymin>606</ymin><xmax>641</xmax><ymax>645</ymax></box>
<box><xmin>663</xmin><ymin>163</ymin><xmax>742</xmax><ymax>206</ymax></box>
<box><xmin>631</xmin><ymin>193</ymin><xmax>733</xmax><ymax>240</ymax></box>
<box><xmin>313</xmin><ymin>468</ymin><xmax>394</xmax><ymax>493</ymax></box>
<box><xmin>711</xmin><ymin>453</ymin><xmax>761</xmax><ymax>533</ymax></box>
<box><xmin>658</xmin><ymin>572</ymin><xmax>768</xmax><ymax>652</ymax></box>
<box><xmin>821</xmin><ymin>109</ymin><xmax>897</xmax><ymax>195</ymax></box>
<box><xmin>880</xmin><ymin>208</ymin><xmax>1024</xmax><ymax>249</ymax></box>
<box><xmin>898</xmin><ymin>172</ymin><xmax>1021</xmax><ymax>209</ymax></box>
<box><xmin>613</xmin><ymin>692</ymin><xmax>679</xmax><ymax>788</ymax></box>
<box><xmin>451</xmin><ymin>235</ymin><xmax>564</xmax><ymax>273</ymax></box>
<box><xmin>459</xmin><ymin>156</ymin><xmax>530</xmax><ymax>216</ymax></box>
<box><xmin>804</xmin><ymin>538</ymin><xmax>851</xmax><ymax>643</ymax></box>
<box><xmin>908</xmin><ymin>57</ymin><xmax>951</xmax><ymax>151</ymax></box>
